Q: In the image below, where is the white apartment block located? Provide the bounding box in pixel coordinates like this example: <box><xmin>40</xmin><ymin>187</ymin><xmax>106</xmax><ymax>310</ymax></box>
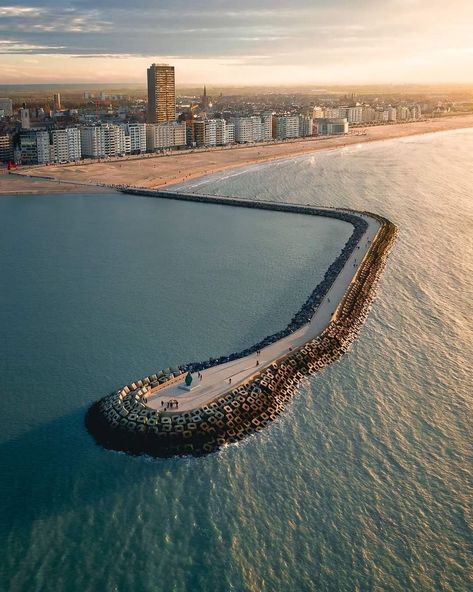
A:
<box><xmin>273</xmin><ymin>115</ymin><xmax>300</xmax><ymax>140</ymax></box>
<box><xmin>225</xmin><ymin>121</ymin><xmax>235</xmax><ymax>144</ymax></box>
<box><xmin>232</xmin><ymin>117</ymin><xmax>253</xmax><ymax>143</ymax></box>
<box><xmin>146</xmin><ymin>122</ymin><xmax>186</xmax><ymax>150</ymax></box>
<box><xmin>387</xmin><ymin>106</ymin><xmax>397</xmax><ymax>122</ymax></box>
<box><xmin>347</xmin><ymin>107</ymin><xmax>363</xmax><ymax>124</ymax></box>
<box><xmin>103</xmin><ymin>124</ymin><xmax>126</xmax><ymax>157</ymax></box>
<box><xmin>362</xmin><ymin>107</ymin><xmax>376</xmax><ymax>123</ymax></box>
<box><xmin>36</xmin><ymin>131</ymin><xmax>52</xmax><ymax>164</ymax></box>
<box><xmin>231</xmin><ymin>115</ymin><xmax>273</xmax><ymax>143</ymax></box>
<box><xmin>80</xmin><ymin>124</ymin><xmax>127</xmax><ymax>158</ymax></box>
<box><xmin>80</xmin><ymin>126</ymin><xmax>106</xmax><ymax>158</ymax></box>
<box><xmin>396</xmin><ymin>106</ymin><xmax>410</xmax><ymax>121</ymax></box>
<box><xmin>192</xmin><ymin>119</ymin><xmax>229</xmax><ymax>147</ymax></box>
<box><xmin>51</xmin><ymin>128</ymin><xmax>81</xmax><ymax>162</ymax></box>
<box><xmin>126</xmin><ymin>123</ymin><xmax>147</xmax><ymax>153</ymax></box>
<box><xmin>204</xmin><ymin>119</ymin><xmax>217</xmax><ymax>146</ymax></box>
<box><xmin>214</xmin><ymin>119</ymin><xmax>228</xmax><ymax>146</ymax></box>
<box><xmin>299</xmin><ymin>115</ymin><xmax>314</xmax><ymax>137</ymax></box>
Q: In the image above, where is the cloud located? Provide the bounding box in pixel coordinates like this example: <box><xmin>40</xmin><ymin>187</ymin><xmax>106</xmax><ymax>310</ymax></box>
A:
<box><xmin>0</xmin><ymin>1</ymin><xmax>472</xmax><ymax>83</ymax></box>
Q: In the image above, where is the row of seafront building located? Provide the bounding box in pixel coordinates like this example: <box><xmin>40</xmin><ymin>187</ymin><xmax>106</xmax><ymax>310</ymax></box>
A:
<box><xmin>0</xmin><ymin>60</ymin><xmax>423</xmax><ymax>165</ymax></box>
<box><xmin>2</xmin><ymin>115</ymin><xmax>349</xmax><ymax>165</ymax></box>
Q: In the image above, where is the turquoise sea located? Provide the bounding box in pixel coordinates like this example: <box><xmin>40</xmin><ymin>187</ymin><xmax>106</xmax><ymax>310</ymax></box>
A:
<box><xmin>1</xmin><ymin>129</ymin><xmax>472</xmax><ymax>591</ymax></box>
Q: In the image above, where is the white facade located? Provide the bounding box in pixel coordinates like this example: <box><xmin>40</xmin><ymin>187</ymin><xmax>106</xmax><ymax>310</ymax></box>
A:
<box><xmin>36</xmin><ymin>131</ymin><xmax>52</xmax><ymax>164</ymax></box>
<box><xmin>225</xmin><ymin>122</ymin><xmax>235</xmax><ymax>144</ymax></box>
<box><xmin>146</xmin><ymin>122</ymin><xmax>186</xmax><ymax>150</ymax></box>
<box><xmin>362</xmin><ymin>107</ymin><xmax>376</xmax><ymax>123</ymax></box>
<box><xmin>214</xmin><ymin>119</ymin><xmax>228</xmax><ymax>146</ymax></box>
<box><xmin>299</xmin><ymin>115</ymin><xmax>314</xmax><ymax>137</ymax></box>
<box><xmin>127</xmin><ymin>123</ymin><xmax>147</xmax><ymax>153</ymax></box>
<box><xmin>231</xmin><ymin>115</ymin><xmax>273</xmax><ymax>143</ymax></box>
<box><xmin>273</xmin><ymin>115</ymin><xmax>300</xmax><ymax>140</ymax></box>
<box><xmin>51</xmin><ymin>128</ymin><xmax>81</xmax><ymax>162</ymax></box>
<box><xmin>232</xmin><ymin>117</ymin><xmax>253</xmax><ymax>143</ymax></box>
<box><xmin>347</xmin><ymin>107</ymin><xmax>363</xmax><ymax>123</ymax></box>
<box><xmin>387</xmin><ymin>106</ymin><xmax>397</xmax><ymax>122</ymax></box>
<box><xmin>80</xmin><ymin>126</ymin><xmax>106</xmax><ymax>158</ymax></box>
<box><xmin>102</xmin><ymin>124</ymin><xmax>125</xmax><ymax>156</ymax></box>
<box><xmin>204</xmin><ymin>119</ymin><xmax>217</xmax><ymax>146</ymax></box>
<box><xmin>80</xmin><ymin>124</ymin><xmax>127</xmax><ymax>158</ymax></box>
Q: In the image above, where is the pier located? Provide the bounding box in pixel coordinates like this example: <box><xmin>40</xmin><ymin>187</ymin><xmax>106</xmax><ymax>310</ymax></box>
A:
<box><xmin>86</xmin><ymin>190</ymin><xmax>397</xmax><ymax>457</ymax></box>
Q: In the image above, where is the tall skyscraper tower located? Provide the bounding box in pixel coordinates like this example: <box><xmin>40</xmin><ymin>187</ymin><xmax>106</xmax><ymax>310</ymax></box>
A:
<box><xmin>147</xmin><ymin>63</ymin><xmax>175</xmax><ymax>123</ymax></box>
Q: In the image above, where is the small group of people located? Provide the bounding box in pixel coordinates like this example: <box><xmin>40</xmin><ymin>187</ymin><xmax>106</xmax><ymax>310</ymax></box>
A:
<box><xmin>161</xmin><ymin>399</ymin><xmax>179</xmax><ymax>410</ymax></box>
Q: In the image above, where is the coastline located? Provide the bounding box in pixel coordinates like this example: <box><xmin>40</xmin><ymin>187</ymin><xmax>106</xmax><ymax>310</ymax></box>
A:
<box><xmin>3</xmin><ymin>114</ymin><xmax>473</xmax><ymax>195</ymax></box>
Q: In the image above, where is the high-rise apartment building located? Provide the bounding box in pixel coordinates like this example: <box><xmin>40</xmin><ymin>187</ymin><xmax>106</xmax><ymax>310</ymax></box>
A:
<box><xmin>51</xmin><ymin>128</ymin><xmax>81</xmax><ymax>162</ymax></box>
<box><xmin>231</xmin><ymin>115</ymin><xmax>273</xmax><ymax>143</ymax></box>
<box><xmin>146</xmin><ymin>122</ymin><xmax>186</xmax><ymax>150</ymax></box>
<box><xmin>347</xmin><ymin>106</ymin><xmax>363</xmax><ymax>124</ymax></box>
<box><xmin>298</xmin><ymin>115</ymin><xmax>314</xmax><ymax>137</ymax></box>
<box><xmin>80</xmin><ymin>126</ymin><xmax>106</xmax><ymax>158</ymax></box>
<box><xmin>19</xmin><ymin>130</ymin><xmax>51</xmax><ymax>164</ymax></box>
<box><xmin>272</xmin><ymin>115</ymin><xmax>300</xmax><ymax>140</ymax></box>
<box><xmin>125</xmin><ymin>123</ymin><xmax>147</xmax><ymax>153</ymax></box>
<box><xmin>147</xmin><ymin>63</ymin><xmax>176</xmax><ymax>123</ymax></box>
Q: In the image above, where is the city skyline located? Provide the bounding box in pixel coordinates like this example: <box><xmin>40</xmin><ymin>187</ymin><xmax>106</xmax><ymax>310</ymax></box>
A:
<box><xmin>0</xmin><ymin>1</ymin><xmax>473</xmax><ymax>85</ymax></box>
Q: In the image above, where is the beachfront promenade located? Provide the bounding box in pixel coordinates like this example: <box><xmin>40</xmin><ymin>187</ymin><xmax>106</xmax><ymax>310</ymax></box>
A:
<box><xmin>86</xmin><ymin>189</ymin><xmax>396</xmax><ymax>457</ymax></box>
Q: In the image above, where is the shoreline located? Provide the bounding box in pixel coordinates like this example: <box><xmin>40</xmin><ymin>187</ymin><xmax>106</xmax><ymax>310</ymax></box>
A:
<box><xmin>3</xmin><ymin>115</ymin><xmax>473</xmax><ymax>196</ymax></box>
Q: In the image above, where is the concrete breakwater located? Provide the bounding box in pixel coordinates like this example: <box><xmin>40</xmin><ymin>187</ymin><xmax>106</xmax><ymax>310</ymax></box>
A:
<box><xmin>86</xmin><ymin>191</ymin><xmax>397</xmax><ymax>457</ymax></box>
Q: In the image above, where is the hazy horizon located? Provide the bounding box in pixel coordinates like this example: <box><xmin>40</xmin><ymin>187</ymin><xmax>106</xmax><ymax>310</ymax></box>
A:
<box><xmin>1</xmin><ymin>1</ymin><xmax>472</xmax><ymax>85</ymax></box>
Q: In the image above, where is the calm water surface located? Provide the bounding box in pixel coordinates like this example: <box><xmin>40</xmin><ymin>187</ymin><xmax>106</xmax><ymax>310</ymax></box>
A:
<box><xmin>1</xmin><ymin>129</ymin><xmax>472</xmax><ymax>591</ymax></box>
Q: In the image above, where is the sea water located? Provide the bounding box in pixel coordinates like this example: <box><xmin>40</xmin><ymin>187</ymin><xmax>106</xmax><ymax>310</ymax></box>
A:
<box><xmin>1</xmin><ymin>128</ymin><xmax>472</xmax><ymax>591</ymax></box>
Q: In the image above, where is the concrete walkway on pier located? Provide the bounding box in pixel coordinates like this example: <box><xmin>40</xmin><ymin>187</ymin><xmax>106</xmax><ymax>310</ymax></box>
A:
<box><xmin>147</xmin><ymin>212</ymin><xmax>381</xmax><ymax>412</ymax></box>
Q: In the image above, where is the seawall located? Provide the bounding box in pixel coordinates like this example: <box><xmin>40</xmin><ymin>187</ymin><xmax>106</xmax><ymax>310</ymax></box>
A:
<box><xmin>86</xmin><ymin>190</ymin><xmax>397</xmax><ymax>457</ymax></box>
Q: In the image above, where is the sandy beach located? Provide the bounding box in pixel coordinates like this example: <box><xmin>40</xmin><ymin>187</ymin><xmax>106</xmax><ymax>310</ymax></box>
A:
<box><xmin>4</xmin><ymin>114</ymin><xmax>473</xmax><ymax>194</ymax></box>
<box><xmin>0</xmin><ymin>169</ymin><xmax>107</xmax><ymax>195</ymax></box>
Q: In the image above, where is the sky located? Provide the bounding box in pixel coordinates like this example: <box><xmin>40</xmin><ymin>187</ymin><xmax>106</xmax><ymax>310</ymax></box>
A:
<box><xmin>0</xmin><ymin>0</ymin><xmax>472</xmax><ymax>85</ymax></box>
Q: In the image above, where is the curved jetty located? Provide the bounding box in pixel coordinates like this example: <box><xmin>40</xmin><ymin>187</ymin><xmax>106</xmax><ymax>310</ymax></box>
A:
<box><xmin>86</xmin><ymin>190</ymin><xmax>397</xmax><ymax>457</ymax></box>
